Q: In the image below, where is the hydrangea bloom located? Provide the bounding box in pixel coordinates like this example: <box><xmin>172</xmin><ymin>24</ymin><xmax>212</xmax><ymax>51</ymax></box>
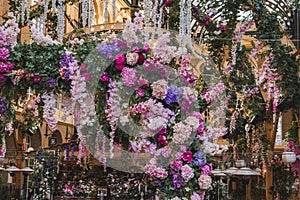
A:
<box><xmin>181</xmin><ymin>164</ymin><xmax>194</xmax><ymax>180</ymax></box>
<box><xmin>151</xmin><ymin>79</ymin><xmax>168</xmax><ymax>99</ymax></box>
<box><xmin>0</xmin><ymin>47</ymin><xmax>10</xmax><ymax>60</ymax></box>
<box><xmin>165</xmin><ymin>85</ymin><xmax>183</xmax><ymax>104</ymax></box>
<box><xmin>198</xmin><ymin>174</ymin><xmax>212</xmax><ymax>190</ymax></box>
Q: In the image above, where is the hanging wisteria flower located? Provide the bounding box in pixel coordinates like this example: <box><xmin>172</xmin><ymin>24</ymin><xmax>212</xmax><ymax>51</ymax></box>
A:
<box><xmin>60</xmin><ymin>53</ymin><xmax>77</xmax><ymax>81</ymax></box>
<box><xmin>42</xmin><ymin>92</ymin><xmax>58</xmax><ymax>132</ymax></box>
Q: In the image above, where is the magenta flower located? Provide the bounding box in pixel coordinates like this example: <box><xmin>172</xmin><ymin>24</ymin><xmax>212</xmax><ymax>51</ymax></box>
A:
<box><xmin>100</xmin><ymin>72</ymin><xmax>109</xmax><ymax>82</ymax></box>
<box><xmin>220</xmin><ymin>24</ymin><xmax>226</xmax><ymax>30</ymax></box>
<box><xmin>143</xmin><ymin>43</ymin><xmax>150</xmax><ymax>52</ymax></box>
<box><xmin>182</xmin><ymin>151</ymin><xmax>193</xmax><ymax>163</ymax></box>
<box><xmin>0</xmin><ymin>47</ymin><xmax>10</xmax><ymax>60</ymax></box>
<box><xmin>158</xmin><ymin>135</ymin><xmax>168</xmax><ymax>146</ymax></box>
<box><xmin>115</xmin><ymin>54</ymin><xmax>125</xmax><ymax>65</ymax></box>
<box><xmin>80</xmin><ymin>63</ymin><xmax>87</xmax><ymax>71</ymax></box>
<box><xmin>33</xmin><ymin>75</ymin><xmax>42</xmax><ymax>83</ymax></box>
<box><xmin>205</xmin><ymin>21</ymin><xmax>209</xmax><ymax>26</ymax></box>
<box><xmin>115</xmin><ymin>64</ymin><xmax>124</xmax><ymax>70</ymax></box>
<box><xmin>205</xmin><ymin>14</ymin><xmax>211</xmax><ymax>19</ymax></box>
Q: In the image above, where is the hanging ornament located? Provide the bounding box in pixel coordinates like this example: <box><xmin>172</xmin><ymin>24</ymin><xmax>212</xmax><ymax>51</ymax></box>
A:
<box><xmin>179</xmin><ymin>0</ymin><xmax>188</xmax><ymax>50</ymax></box>
<box><xmin>104</xmin><ymin>0</ymin><xmax>109</xmax><ymax>23</ymax></box>
<box><xmin>150</xmin><ymin>0</ymin><xmax>158</xmax><ymax>42</ymax></box>
<box><xmin>21</xmin><ymin>0</ymin><xmax>26</xmax><ymax>26</ymax></box>
<box><xmin>52</xmin><ymin>0</ymin><xmax>57</xmax><ymax>14</ymax></box>
<box><xmin>112</xmin><ymin>0</ymin><xmax>116</xmax><ymax>23</ymax></box>
<box><xmin>43</xmin><ymin>0</ymin><xmax>49</xmax><ymax>34</ymax></box>
<box><xmin>26</xmin><ymin>0</ymin><xmax>31</xmax><ymax>24</ymax></box>
<box><xmin>81</xmin><ymin>0</ymin><xmax>88</xmax><ymax>27</ymax></box>
<box><xmin>143</xmin><ymin>0</ymin><xmax>153</xmax><ymax>42</ymax></box>
<box><xmin>57</xmin><ymin>0</ymin><xmax>65</xmax><ymax>42</ymax></box>
<box><xmin>88</xmin><ymin>0</ymin><xmax>94</xmax><ymax>32</ymax></box>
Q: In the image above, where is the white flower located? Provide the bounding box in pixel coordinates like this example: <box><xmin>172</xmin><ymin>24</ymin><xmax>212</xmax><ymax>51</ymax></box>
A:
<box><xmin>185</xmin><ymin>116</ymin><xmax>199</xmax><ymax>129</ymax></box>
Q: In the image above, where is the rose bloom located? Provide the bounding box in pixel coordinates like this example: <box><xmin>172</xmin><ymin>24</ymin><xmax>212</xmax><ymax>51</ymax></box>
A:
<box><xmin>181</xmin><ymin>164</ymin><xmax>194</xmax><ymax>180</ymax></box>
<box><xmin>115</xmin><ymin>54</ymin><xmax>125</xmax><ymax>65</ymax></box>
<box><xmin>151</xmin><ymin>79</ymin><xmax>168</xmax><ymax>99</ymax></box>
<box><xmin>198</xmin><ymin>174</ymin><xmax>212</xmax><ymax>190</ymax></box>
<box><xmin>126</xmin><ymin>52</ymin><xmax>139</xmax><ymax>66</ymax></box>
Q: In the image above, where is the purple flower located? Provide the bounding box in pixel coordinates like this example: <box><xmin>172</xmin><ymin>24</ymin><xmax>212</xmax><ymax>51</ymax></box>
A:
<box><xmin>46</xmin><ymin>162</ymin><xmax>51</xmax><ymax>167</ymax></box>
<box><xmin>60</xmin><ymin>54</ymin><xmax>74</xmax><ymax>68</ymax></box>
<box><xmin>98</xmin><ymin>43</ymin><xmax>120</xmax><ymax>55</ymax></box>
<box><xmin>165</xmin><ymin>85</ymin><xmax>182</xmax><ymax>104</ymax></box>
<box><xmin>38</xmin><ymin>154</ymin><xmax>43</xmax><ymax>160</ymax></box>
<box><xmin>46</xmin><ymin>78</ymin><xmax>57</xmax><ymax>88</ymax></box>
<box><xmin>193</xmin><ymin>150</ymin><xmax>206</xmax><ymax>167</ymax></box>
<box><xmin>172</xmin><ymin>173</ymin><xmax>185</xmax><ymax>189</ymax></box>
<box><xmin>0</xmin><ymin>98</ymin><xmax>7</xmax><ymax>114</ymax></box>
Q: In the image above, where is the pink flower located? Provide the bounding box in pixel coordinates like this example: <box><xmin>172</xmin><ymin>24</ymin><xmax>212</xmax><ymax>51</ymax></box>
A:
<box><xmin>136</xmin><ymin>88</ymin><xmax>144</xmax><ymax>97</ymax></box>
<box><xmin>198</xmin><ymin>174</ymin><xmax>212</xmax><ymax>190</ymax></box>
<box><xmin>80</xmin><ymin>63</ymin><xmax>87</xmax><ymax>71</ymax></box>
<box><xmin>205</xmin><ymin>21</ymin><xmax>209</xmax><ymax>26</ymax></box>
<box><xmin>220</xmin><ymin>24</ymin><xmax>226</xmax><ymax>30</ymax></box>
<box><xmin>151</xmin><ymin>79</ymin><xmax>168</xmax><ymax>99</ymax></box>
<box><xmin>170</xmin><ymin>159</ymin><xmax>182</xmax><ymax>171</ymax></box>
<box><xmin>201</xmin><ymin>164</ymin><xmax>212</xmax><ymax>175</ymax></box>
<box><xmin>122</xmin><ymin>67</ymin><xmax>137</xmax><ymax>87</ymax></box>
<box><xmin>190</xmin><ymin>192</ymin><xmax>202</xmax><ymax>200</ymax></box>
<box><xmin>138</xmin><ymin>78</ymin><xmax>149</xmax><ymax>87</ymax></box>
<box><xmin>205</xmin><ymin>14</ymin><xmax>210</xmax><ymax>19</ymax></box>
<box><xmin>161</xmin><ymin>147</ymin><xmax>172</xmax><ymax>158</ymax></box>
<box><xmin>143</xmin><ymin>43</ymin><xmax>150</xmax><ymax>52</ymax></box>
<box><xmin>115</xmin><ymin>54</ymin><xmax>125</xmax><ymax>65</ymax></box>
<box><xmin>100</xmin><ymin>72</ymin><xmax>109</xmax><ymax>82</ymax></box>
<box><xmin>132</xmin><ymin>46</ymin><xmax>140</xmax><ymax>53</ymax></box>
<box><xmin>126</xmin><ymin>52</ymin><xmax>139</xmax><ymax>66</ymax></box>
<box><xmin>0</xmin><ymin>47</ymin><xmax>10</xmax><ymax>60</ymax></box>
<box><xmin>182</xmin><ymin>151</ymin><xmax>193</xmax><ymax>163</ymax></box>
<box><xmin>81</xmin><ymin>72</ymin><xmax>91</xmax><ymax>82</ymax></box>
<box><xmin>181</xmin><ymin>164</ymin><xmax>194</xmax><ymax>180</ymax></box>
<box><xmin>163</xmin><ymin>0</ymin><xmax>172</xmax><ymax>7</ymax></box>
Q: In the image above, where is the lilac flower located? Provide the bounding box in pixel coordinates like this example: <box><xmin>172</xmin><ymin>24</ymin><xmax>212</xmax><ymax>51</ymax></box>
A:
<box><xmin>38</xmin><ymin>154</ymin><xmax>43</xmax><ymax>160</ymax></box>
<box><xmin>98</xmin><ymin>42</ymin><xmax>120</xmax><ymax>55</ymax></box>
<box><xmin>165</xmin><ymin>85</ymin><xmax>183</xmax><ymax>104</ymax></box>
<box><xmin>45</xmin><ymin>162</ymin><xmax>51</xmax><ymax>167</ymax></box>
<box><xmin>46</xmin><ymin>78</ymin><xmax>57</xmax><ymax>88</ymax></box>
<box><xmin>172</xmin><ymin>173</ymin><xmax>185</xmax><ymax>189</ymax></box>
<box><xmin>60</xmin><ymin>54</ymin><xmax>74</xmax><ymax>68</ymax></box>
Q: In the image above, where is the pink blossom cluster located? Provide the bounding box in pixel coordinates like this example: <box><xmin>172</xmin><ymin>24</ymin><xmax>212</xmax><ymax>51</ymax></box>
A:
<box><xmin>42</xmin><ymin>92</ymin><xmax>58</xmax><ymax>132</ymax></box>
<box><xmin>178</xmin><ymin>53</ymin><xmax>197</xmax><ymax>85</ymax></box>
<box><xmin>190</xmin><ymin>192</ymin><xmax>205</xmax><ymax>200</ymax></box>
<box><xmin>172</xmin><ymin>122</ymin><xmax>192</xmax><ymax>144</ymax></box>
<box><xmin>198</xmin><ymin>174</ymin><xmax>212</xmax><ymax>190</ymax></box>
<box><xmin>129</xmin><ymin>139</ymin><xmax>157</xmax><ymax>154</ymax></box>
<box><xmin>249</xmin><ymin>41</ymin><xmax>263</xmax><ymax>58</ymax></box>
<box><xmin>153</xmin><ymin>32</ymin><xmax>180</xmax><ymax>63</ymax></box>
<box><xmin>0</xmin><ymin>12</ymin><xmax>20</xmax><ymax>48</ymax></box>
<box><xmin>244</xmin><ymin>87</ymin><xmax>260</xmax><ymax>98</ymax></box>
<box><xmin>30</xmin><ymin>27</ymin><xmax>59</xmax><ymax>46</ymax></box>
<box><xmin>181</xmin><ymin>87</ymin><xmax>198</xmax><ymax>111</ymax></box>
<box><xmin>201</xmin><ymin>82</ymin><xmax>226</xmax><ymax>104</ymax></box>
<box><xmin>121</xmin><ymin>67</ymin><xmax>138</xmax><ymax>87</ymax></box>
<box><xmin>145</xmin><ymin>165</ymin><xmax>168</xmax><ymax>179</ymax></box>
